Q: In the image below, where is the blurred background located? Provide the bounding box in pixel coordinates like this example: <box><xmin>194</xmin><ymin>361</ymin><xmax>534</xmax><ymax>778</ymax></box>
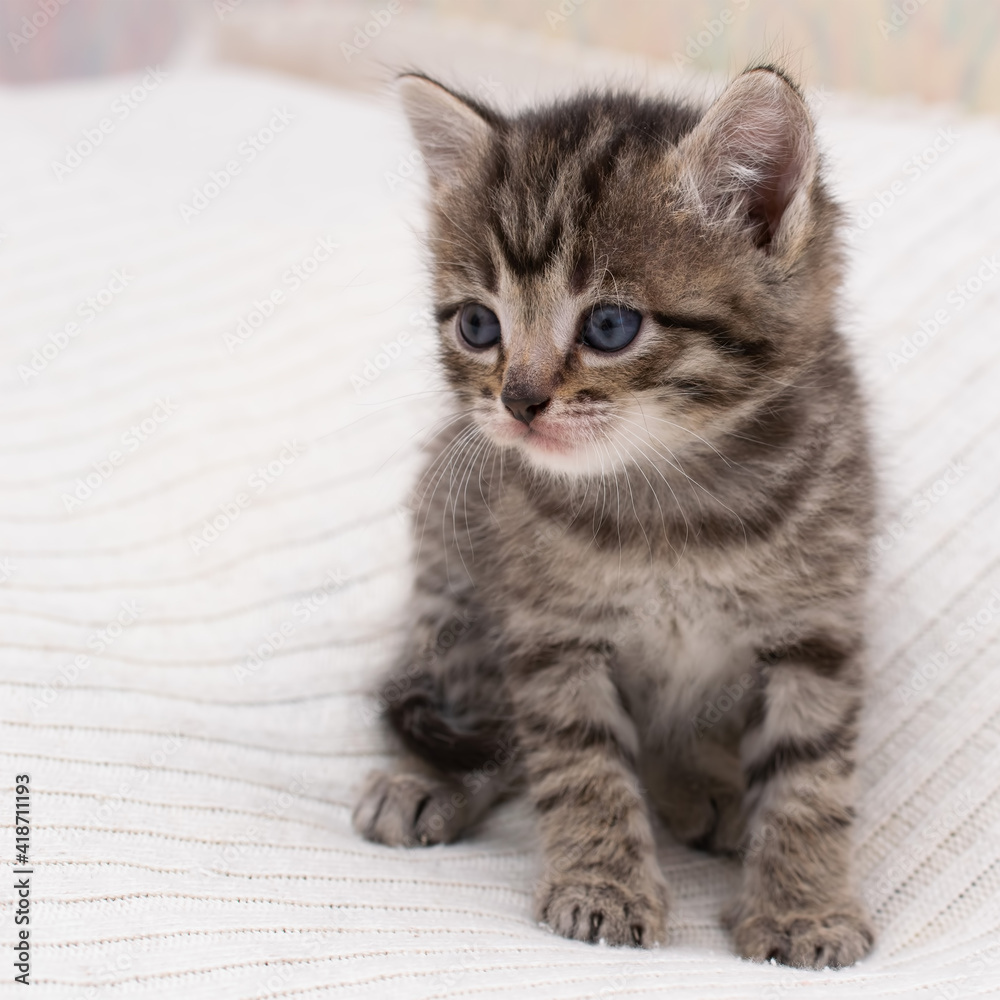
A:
<box><xmin>1</xmin><ymin>0</ymin><xmax>998</xmax><ymax>112</ymax></box>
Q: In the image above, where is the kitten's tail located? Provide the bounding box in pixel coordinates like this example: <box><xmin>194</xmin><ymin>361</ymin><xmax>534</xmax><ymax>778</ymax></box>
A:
<box><xmin>384</xmin><ymin>671</ymin><xmax>514</xmax><ymax>775</ymax></box>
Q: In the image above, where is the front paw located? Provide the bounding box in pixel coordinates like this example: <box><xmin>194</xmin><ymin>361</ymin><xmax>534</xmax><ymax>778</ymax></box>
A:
<box><xmin>536</xmin><ymin>874</ymin><xmax>668</xmax><ymax>947</ymax></box>
<box><xmin>352</xmin><ymin>770</ymin><xmax>462</xmax><ymax>847</ymax></box>
<box><xmin>726</xmin><ymin>899</ymin><xmax>874</xmax><ymax>969</ymax></box>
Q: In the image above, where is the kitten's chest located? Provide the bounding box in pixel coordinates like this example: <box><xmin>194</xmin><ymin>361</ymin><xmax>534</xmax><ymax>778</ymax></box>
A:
<box><xmin>612</xmin><ymin>566</ymin><xmax>759</xmax><ymax>724</ymax></box>
<box><xmin>507</xmin><ymin>518</ymin><xmax>760</xmax><ymax>712</ymax></box>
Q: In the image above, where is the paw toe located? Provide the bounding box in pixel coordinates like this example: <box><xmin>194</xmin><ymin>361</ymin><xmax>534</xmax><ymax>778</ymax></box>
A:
<box><xmin>731</xmin><ymin>903</ymin><xmax>874</xmax><ymax>969</ymax></box>
<box><xmin>352</xmin><ymin>770</ymin><xmax>460</xmax><ymax>847</ymax></box>
<box><xmin>537</xmin><ymin>878</ymin><xmax>667</xmax><ymax>948</ymax></box>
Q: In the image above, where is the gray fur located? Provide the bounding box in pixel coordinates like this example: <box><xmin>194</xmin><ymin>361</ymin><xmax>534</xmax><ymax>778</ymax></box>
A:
<box><xmin>353</xmin><ymin>66</ymin><xmax>875</xmax><ymax>968</ymax></box>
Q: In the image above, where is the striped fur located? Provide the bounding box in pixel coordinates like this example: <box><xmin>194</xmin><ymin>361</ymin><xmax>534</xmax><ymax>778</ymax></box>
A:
<box><xmin>353</xmin><ymin>67</ymin><xmax>876</xmax><ymax>967</ymax></box>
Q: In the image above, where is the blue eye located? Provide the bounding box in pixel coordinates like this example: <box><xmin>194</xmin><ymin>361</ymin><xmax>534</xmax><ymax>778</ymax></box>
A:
<box><xmin>458</xmin><ymin>303</ymin><xmax>501</xmax><ymax>348</ymax></box>
<box><xmin>581</xmin><ymin>304</ymin><xmax>642</xmax><ymax>352</ymax></box>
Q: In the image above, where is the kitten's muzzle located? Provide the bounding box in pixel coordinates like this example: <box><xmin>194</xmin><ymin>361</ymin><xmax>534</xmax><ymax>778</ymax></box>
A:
<box><xmin>501</xmin><ymin>392</ymin><xmax>551</xmax><ymax>425</ymax></box>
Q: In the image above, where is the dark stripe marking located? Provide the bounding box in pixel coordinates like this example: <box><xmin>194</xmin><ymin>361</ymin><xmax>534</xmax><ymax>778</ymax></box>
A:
<box><xmin>652</xmin><ymin>312</ymin><xmax>773</xmax><ymax>361</ymax></box>
<box><xmin>759</xmin><ymin>634</ymin><xmax>859</xmax><ymax>677</ymax></box>
<box><xmin>434</xmin><ymin>303</ymin><xmax>462</xmax><ymax>325</ymax></box>
<box><xmin>491</xmin><ymin>212</ymin><xmax>565</xmax><ymax>279</ymax></box>
<box><xmin>745</xmin><ymin>719</ymin><xmax>857</xmax><ymax>788</ymax></box>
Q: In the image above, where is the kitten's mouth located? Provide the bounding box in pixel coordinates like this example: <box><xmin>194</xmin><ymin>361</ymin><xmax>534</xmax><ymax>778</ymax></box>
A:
<box><xmin>497</xmin><ymin>415</ymin><xmax>576</xmax><ymax>453</ymax></box>
<box><xmin>516</xmin><ymin>423</ymin><xmax>571</xmax><ymax>452</ymax></box>
<box><xmin>478</xmin><ymin>406</ymin><xmax>630</xmax><ymax>477</ymax></box>
<box><xmin>486</xmin><ymin>407</ymin><xmax>615</xmax><ymax>464</ymax></box>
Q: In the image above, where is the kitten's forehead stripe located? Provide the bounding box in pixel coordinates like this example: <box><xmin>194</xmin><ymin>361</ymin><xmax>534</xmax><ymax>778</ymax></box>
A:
<box><xmin>474</xmin><ymin>94</ymin><xmax>701</xmax><ymax>287</ymax></box>
<box><xmin>490</xmin><ymin>210</ymin><xmax>565</xmax><ymax>280</ymax></box>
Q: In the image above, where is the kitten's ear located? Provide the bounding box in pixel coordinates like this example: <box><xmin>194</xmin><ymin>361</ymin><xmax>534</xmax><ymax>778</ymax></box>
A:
<box><xmin>397</xmin><ymin>74</ymin><xmax>495</xmax><ymax>186</ymax></box>
<box><xmin>677</xmin><ymin>67</ymin><xmax>817</xmax><ymax>252</ymax></box>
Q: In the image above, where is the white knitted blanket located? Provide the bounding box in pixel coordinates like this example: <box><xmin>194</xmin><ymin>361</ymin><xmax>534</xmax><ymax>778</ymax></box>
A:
<box><xmin>2</xmin><ymin>67</ymin><xmax>999</xmax><ymax>998</ymax></box>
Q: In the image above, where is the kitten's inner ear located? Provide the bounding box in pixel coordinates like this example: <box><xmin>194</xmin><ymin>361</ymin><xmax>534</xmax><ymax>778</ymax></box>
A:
<box><xmin>678</xmin><ymin>68</ymin><xmax>816</xmax><ymax>250</ymax></box>
<box><xmin>397</xmin><ymin>74</ymin><xmax>495</xmax><ymax>186</ymax></box>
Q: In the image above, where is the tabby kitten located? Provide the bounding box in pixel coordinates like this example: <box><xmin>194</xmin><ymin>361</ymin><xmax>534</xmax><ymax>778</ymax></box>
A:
<box><xmin>353</xmin><ymin>66</ymin><xmax>876</xmax><ymax>969</ymax></box>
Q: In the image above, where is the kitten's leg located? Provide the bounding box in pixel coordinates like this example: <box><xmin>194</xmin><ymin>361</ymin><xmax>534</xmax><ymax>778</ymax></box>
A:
<box><xmin>726</xmin><ymin>645</ymin><xmax>874</xmax><ymax>969</ymax></box>
<box><xmin>353</xmin><ymin>755</ymin><xmax>515</xmax><ymax>847</ymax></box>
<box><xmin>354</xmin><ymin>594</ymin><xmax>518</xmax><ymax>847</ymax></box>
<box><xmin>512</xmin><ymin>642</ymin><xmax>668</xmax><ymax>947</ymax></box>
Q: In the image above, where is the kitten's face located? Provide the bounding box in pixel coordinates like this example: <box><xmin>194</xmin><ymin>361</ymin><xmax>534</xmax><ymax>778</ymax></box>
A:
<box><xmin>403</xmin><ymin>71</ymin><xmax>838</xmax><ymax>477</ymax></box>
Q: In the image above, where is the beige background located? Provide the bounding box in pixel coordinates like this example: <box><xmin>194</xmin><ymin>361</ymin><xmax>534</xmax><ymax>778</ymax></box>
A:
<box><xmin>2</xmin><ymin>0</ymin><xmax>999</xmax><ymax>112</ymax></box>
